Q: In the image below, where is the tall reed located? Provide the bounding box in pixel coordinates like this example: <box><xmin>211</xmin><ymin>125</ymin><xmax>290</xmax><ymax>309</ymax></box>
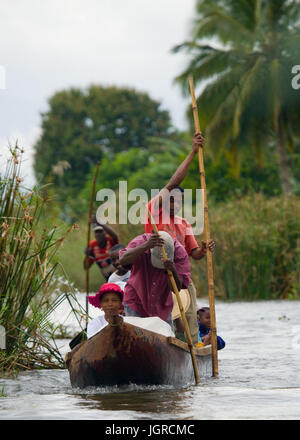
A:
<box><xmin>0</xmin><ymin>145</ymin><xmax>78</xmax><ymax>372</ymax></box>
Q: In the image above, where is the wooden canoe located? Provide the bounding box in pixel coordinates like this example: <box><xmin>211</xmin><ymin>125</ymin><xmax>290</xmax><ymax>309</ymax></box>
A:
<box><xmin>65</xmin><ymin>315</ymin><xmax>212</xmax><ymax>388</ymax></box>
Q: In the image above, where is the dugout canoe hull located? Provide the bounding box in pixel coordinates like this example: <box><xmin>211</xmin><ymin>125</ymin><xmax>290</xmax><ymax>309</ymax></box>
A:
<box><xmin>65</xmin><ymin>317</ymin><xmax>212</xmax><ymax>388</ymax></box>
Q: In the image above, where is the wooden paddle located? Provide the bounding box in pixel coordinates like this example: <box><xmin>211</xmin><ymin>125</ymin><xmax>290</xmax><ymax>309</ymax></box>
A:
<box><xmin>85</xmin><ymin>162</ymin><xmax>100</xmax><ymax>327</ymax></box>
<box><xmin>146</xmin><ymin>205</ymin><xmax>200</xmax><ymax>385</ymax></box>
<box><xmin>189</xmin><ymin>76</ymin><xmax>218</xmax><ymax>377</ymax></box>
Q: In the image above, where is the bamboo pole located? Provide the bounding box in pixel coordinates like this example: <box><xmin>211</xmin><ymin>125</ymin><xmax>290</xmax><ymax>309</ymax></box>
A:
<box><xmin>85</xmin><ymin>162</ymin><xmax>100</xmax><ymax>327</ymax></box>
<box><xmin>189</xmin><ymin>76</ymin><xmax>218</xmax><ymax>377</ymax></box>
<box><xmin>146</xmin><ymin>205</ymin><xmax>200</xmax><ymax>385</ymax></box>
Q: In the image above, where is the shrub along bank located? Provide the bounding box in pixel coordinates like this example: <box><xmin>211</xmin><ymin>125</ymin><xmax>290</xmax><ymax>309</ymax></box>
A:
<box><xmin>57</xmin><ymin>194</ymin><xmax>299</xmax><ymax>300</ymax></box>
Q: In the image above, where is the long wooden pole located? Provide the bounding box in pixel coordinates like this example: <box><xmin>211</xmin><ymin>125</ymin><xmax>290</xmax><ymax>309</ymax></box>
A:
<box><xmin>146</xmin><ymin>205</ymin><xmax>200</xmax><ymax>385</ymax></box>
<box><xmin>85</xmin><ymin>162</ymin><xmax>100</xmax><ymax>327</ymax></box>
<box><xmin>189</xmin><ymin>76</ymin><xmax>218</xmax><ymax>377</ymax></box>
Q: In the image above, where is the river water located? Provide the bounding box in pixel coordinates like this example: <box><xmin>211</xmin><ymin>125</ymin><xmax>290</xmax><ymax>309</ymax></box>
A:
<box><xmin>0</xmin><ymin>297</ymin><xmax>300</xmax><ymax>420</ymax></box>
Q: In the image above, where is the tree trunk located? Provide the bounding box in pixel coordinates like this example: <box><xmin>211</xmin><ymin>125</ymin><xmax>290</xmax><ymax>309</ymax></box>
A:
<box><xmin>276</xmin><ymin>117</ymin><xmax>292</xmax><ymax>195</ymax></box>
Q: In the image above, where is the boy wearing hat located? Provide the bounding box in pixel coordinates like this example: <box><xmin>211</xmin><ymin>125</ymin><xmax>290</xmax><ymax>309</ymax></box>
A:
<box><xmin>87</xmin><ymin>283</ymin><xmax>124</xmax><ymax>339</ymax></box>
<box><xmin>83</xmin><ymin>222</ymin><xmax>119</xmax><ymax>281</ymax></box>
<box><xmin>107</xmin><ymin>244</ymin><xmax>131</xmax><ymax>291</ymax></box>
<box><xmin>119</xmin><ymin>231</ymin><xmax>190</xmax><ymax>328</ymax></box>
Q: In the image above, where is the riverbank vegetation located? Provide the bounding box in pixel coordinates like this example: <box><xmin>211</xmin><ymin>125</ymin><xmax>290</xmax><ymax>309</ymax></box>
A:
<box><xmin>196</xmin><ymin>194</ymin><xmax>300</xmax><ymax>300</ymax></box>
<box><xmin>0</xmin><ymin>146</ymin><xmax>83</xmax><ymax>373</ymax></box>
<box><xmin>55</xmin><ymin>193</ymin><xmax>299</xmax><ymax>300</ymax></box>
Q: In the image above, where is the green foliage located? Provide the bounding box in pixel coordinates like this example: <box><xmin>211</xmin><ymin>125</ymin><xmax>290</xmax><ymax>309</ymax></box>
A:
<box><xmin>55</xmin><ymin>217</ymin><xmax>145</xmax><ymax>293</ymax></box>
<box><xmin>55</xmin><ymin>219</ymin><xmax>106</xmax><ymax>293</ymax></box>
<box><xmin>49</xmin><ymin>138</ymin><xmax>299</xmax><ymax>301</ymax></box>
<box><xmin>82</xmin><ymin>148</ymin><xmax>152</xmax><ymax>195</ymax></box>
<box><xmin>182</xmin><ymin>143</ymin><xmax>284</xmax><ymax>202</ymax></box>
<box><xmin>77</xmin><ymin>137</ymin><xmax>189</xmax><ymax>219</ymax></box>
<box><xmin>78</xmin><ymin>135</ymin><xmax>285</xmax><ymax>219</ymax></box>
<box><xmin>33</xmin><ymin>85</ymin><xmax>172</xmax><ymax>202</ymax></box>
<box><xmin>192</xmin><ymin>194</ymin><xmax>300</xmax><ymax>300</ymax></box>
<box><xmin>173</xmin><ymin>0</ymin><xmax>300</xmax><ymax>193</ymax></box>
<box><xmin>54</xmin><ymin>192</ymin><xmax>300</xmax><ymax>301</ymax></box>
<box><xmin>0</xmin><ymin>146</ymin><xmax>78</xmax><ymax>371</ymax></box>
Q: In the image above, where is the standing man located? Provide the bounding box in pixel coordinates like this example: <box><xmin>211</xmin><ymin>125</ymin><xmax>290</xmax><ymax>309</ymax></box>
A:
<box><xmin>84</xmin><ymin>222</ymin><xmax>119</xmax><ymax>281</ymax></box>
<box><xmin>145</xmin><ymin>132</ymin><xmax>215</xmax><ymax>345</ymax></box>
<box><xmin>119</xmin><ymin>231</ymin><xmax>190</xmax><ymax>328</ymax></box>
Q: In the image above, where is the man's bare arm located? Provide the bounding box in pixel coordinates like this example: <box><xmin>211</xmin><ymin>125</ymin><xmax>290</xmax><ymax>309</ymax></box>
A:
<box><xmin>119</xmin><ymin>235</ymin><xmax>165</xmax><ymax>266</ymax></box>
<box><xmin>165</xmin><ymin>132</ymin><xmax>204</xmax><ymax>192</ymax></box>
<box><xmin>154</xmin><ymin>132</ymin><xmax>205</xmax><ymax>207</ymax></box>
<box><xmin>190</xmin><ymin>240</ymin><xmax>216</xmax><ymax>260</ymax></box>
<box><xmin>91</xmin><ymin>214</ymin><xmax>119</xmax><ymax>244</ymax></box>
<box><xmin>100</xmin><ymin>223</ymin><xmax>119</xmax><ymax>244</ymax></box>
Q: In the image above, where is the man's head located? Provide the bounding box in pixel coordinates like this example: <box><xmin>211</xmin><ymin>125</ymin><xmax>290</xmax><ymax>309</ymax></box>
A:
<box><xmin>93</xmin><ymin>224</ymin><xmax>107</xmax><ymax>247</ymax></box>
<box><xmin>109</xmin><ymin>244</ymin><xmax>127</xmax><ymax>274</ymax></box>
<box><xmin>197</xmin><ymin>307</ymin><xmax>210</xmax><ymax>328</ymax></box>
<box><xmin>166</xmin><ymin>187</ymin><xmax>184</xmax><ymax>217</ymax></box>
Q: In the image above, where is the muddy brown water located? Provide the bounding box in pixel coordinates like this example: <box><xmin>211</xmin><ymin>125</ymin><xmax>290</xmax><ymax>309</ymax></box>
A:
<box><xmin>1</xmin><ymin>297</ymin><xmax>300</xmax><ymax>420</ymax></box>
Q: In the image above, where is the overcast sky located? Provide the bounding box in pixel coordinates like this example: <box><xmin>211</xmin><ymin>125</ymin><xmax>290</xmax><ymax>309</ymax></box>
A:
<box><xmin>0</xmin><ymin>0</ymin><xmax>196</xmax><ymax>186</ymax></box>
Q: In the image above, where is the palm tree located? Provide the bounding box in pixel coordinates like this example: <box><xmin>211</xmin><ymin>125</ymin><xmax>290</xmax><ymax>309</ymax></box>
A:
<box><xmin>173</xmin><ymin>0</ymin><xmax>300</xmax><ymax>194</ymax></box>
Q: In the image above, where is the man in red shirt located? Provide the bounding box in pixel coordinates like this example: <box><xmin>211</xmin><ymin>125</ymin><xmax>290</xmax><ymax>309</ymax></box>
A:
<box><xmin>84</xmin><ymin>223</ymin><xmax>119</xmax><ymax>281</ymax></box>
<box><xmin>119</xmin><ymin>231</ymin><xmax>191</xmax><ymax>327</ymax></box>
<box><xmin>145</xmin><ymin>132</ymin><xmax>215</xmax><ymax>345</ymax></box>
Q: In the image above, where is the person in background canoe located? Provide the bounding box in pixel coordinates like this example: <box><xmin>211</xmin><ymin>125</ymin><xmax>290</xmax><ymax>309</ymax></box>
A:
<box><xmin>119</xmin><ymin>231</ymin><xmax>191</xmax><ymax>331</ymax></box>
<box><xmin>197</xmin><ymin>307</ymin><xmax>225</xmax><ymax>350</ymax></box>
<box><xmin>145</xmin><ymin>132</ymin><xmax>215</xmax><ymax>346</ymax></box>
<box><xmin>83</xmin><ymin>222</ymin><xmax>119</xmax><ymax>281</ymax></box>
<box><xmin>107</xmin><ymin>244</ymin><xmax>131</xmax><ymax>290</ymax></box>
<box><xmin>87</xmin><ymin>283</ymin><xmax>124</xmax><ymax>339</ymax></box>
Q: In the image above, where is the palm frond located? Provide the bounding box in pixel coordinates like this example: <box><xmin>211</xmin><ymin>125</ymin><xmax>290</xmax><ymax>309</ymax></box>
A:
<box><xmin>193</xmin><ymin>10</ymin><xmax>255</xmax><ymax>47</ymax></box>
<box><xmin>195</xmin><ymin>62</ymin><xmax>248</xmax><ymax>129</ymax></box>
<box><xmin>225</xmin><ymin>141</ymin><xmax>241</xmax><ymax>178</ymax></box>
<box><xmin>233</xmin><ymin>56</ymin><xmax>264</xmax><ymax>139</ymax></box>
<box><xmin>174</xmin><ymin>0</ymin><xmax>300</xmax><ymax>188</ymax></box>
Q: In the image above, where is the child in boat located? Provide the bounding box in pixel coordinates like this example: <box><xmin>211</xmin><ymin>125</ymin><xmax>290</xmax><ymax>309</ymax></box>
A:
<box><xmin>87</xmin><ymin>283</ymin><xmax>124</xmax><ymax>339</ymax></box>
<box><xmin>197</xmin><ymin>307</ymin><xmax>225</xmax><ymax>350</ymax></box>
<box><xmin>107</xmin><ymin>244</ymin><xmax>131</xmax><ymax>290</ymax></box>
<box><xmin>86</xmin><ymin>281</ymin><xmax>175</xmax><ymax>339</ymax></box>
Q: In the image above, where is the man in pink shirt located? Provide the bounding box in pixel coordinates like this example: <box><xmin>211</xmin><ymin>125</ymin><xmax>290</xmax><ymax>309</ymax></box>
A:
<box><xmin>119</xmin><ymin>232</ymin><xmax>191</xmax><ymax>328</ymax></box>
<box><xmin>145</xmin><ymin>132</ymin><xmax>215</xmax><ymax>345</ymax></box>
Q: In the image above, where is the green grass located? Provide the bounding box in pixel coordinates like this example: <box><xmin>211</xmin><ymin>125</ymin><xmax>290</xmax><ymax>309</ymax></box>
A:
<box><xmin>193</xmin><ymin>194</ymin><xmax>300</xmax><ymax>300</ymax></box>
<box><xmin>56</xmin><ymin>220</ymin><xmax>144</xmax><ymax>293</ymax></box>
<box><xmin>0</xmin><ymin>145</ymin><xmax>83</xmax><ymax>372</ymax></box>
<box><xmin>54</xmin><ymin>194</ymin><xmax>300</xmax><ymax>301</ymax></box>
